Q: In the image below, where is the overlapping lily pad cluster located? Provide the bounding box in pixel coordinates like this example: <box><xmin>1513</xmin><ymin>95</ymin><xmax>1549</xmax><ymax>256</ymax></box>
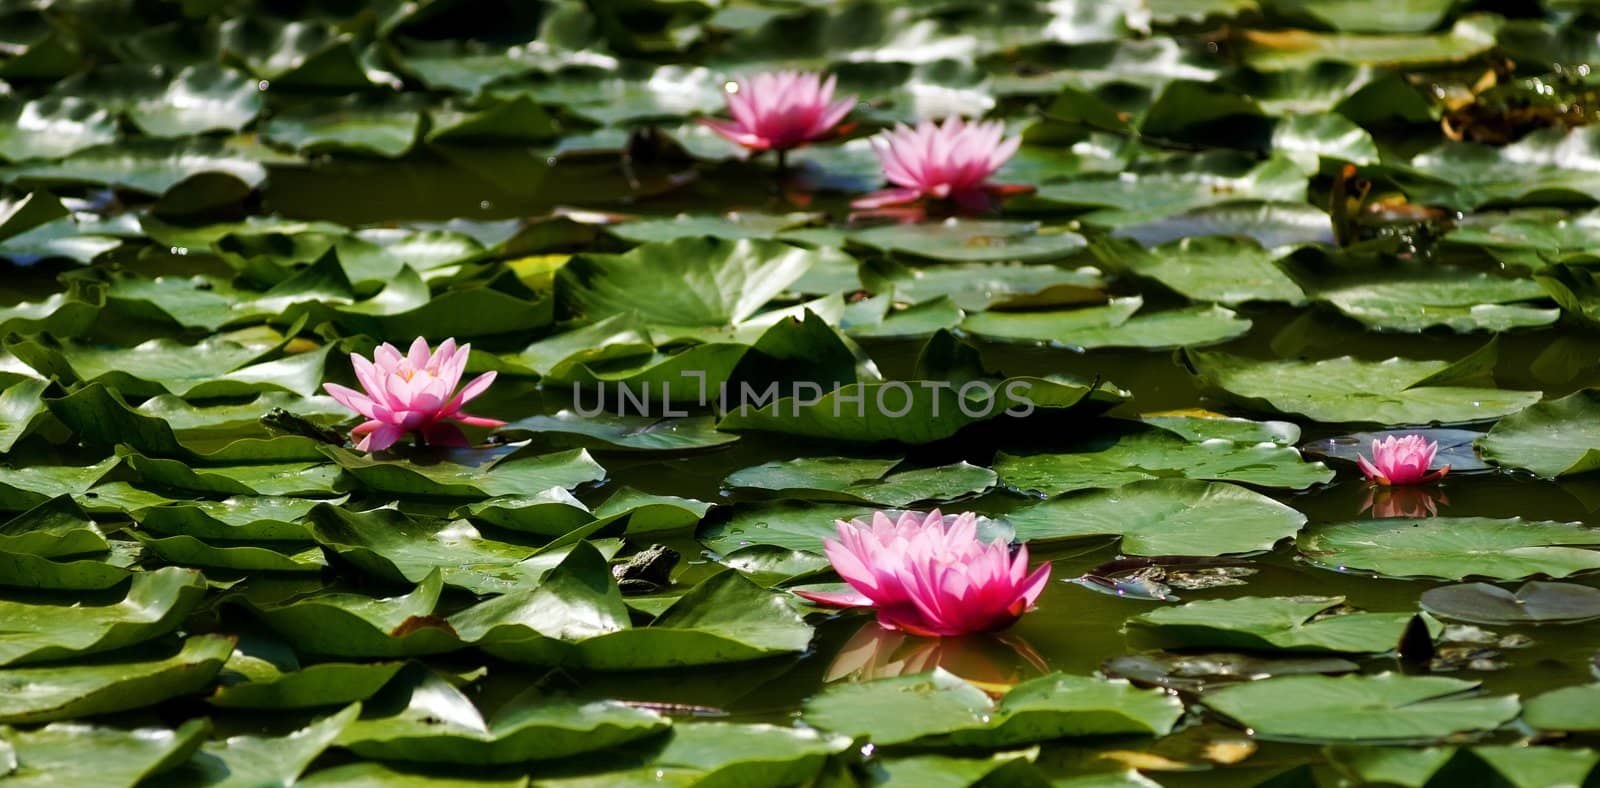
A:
<box><xmin>8</xmin><ymin>0</ymin><xmax>1600</xmax><ymax>785</ymax></box>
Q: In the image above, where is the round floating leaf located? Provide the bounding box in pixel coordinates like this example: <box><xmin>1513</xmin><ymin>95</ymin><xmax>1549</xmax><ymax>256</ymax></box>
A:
<box><xmin>850</xmin><ymin>220</ymin><xmax>1088</xmax><ymax>263</ymax></box>
<box><xmin>1005</xmin><ymin>479</ymin><xmax>1307</xmax><ymax>556</ymax></box>
<box><xmin>0</xmin><ymin>634</ymin><xmax>234</xmax><ymax>723</ymax></box>
<box><xmin>801</xmin><ymin>669</ymin><xmax>1181</xmax><ymax>747</ymax></box>
<box><xmin>1401</xmin><ymin>127</ymin><xmax>1600</xmax><ymax>211</ymax></box>
<box><xmin>1102</xmin><ymin>652</ymin><xmax>1359</xmax><ymax>693</ymax></box>
<box><xmin>211</xmin><ymin>662</ymin><xmax>404</xmax><ymax>709</ymax></box>
<box><xmin>238</xmin><ymin>572</ymin><xmax>464</xmax><ymax>658</ymax></box>
<box><xmin>1094</xmin><ymin>236</ymin><xmax>1306</xmax><ymax>306</ymax></box>
<box><xmin>699</xmin><ymin>501</ymin><xmax>881</xmax><ymax>555</ymax></box>
<box><xmin>1031</xmin><ymin>154</ymin><xmax>1308</xmax><ymax>227</ymax></box>
<box><xmin>1525</xmin><ymin>685</ymin><xmax>1600</xmax><ymax>732</ymax></box>
<box><xmin>131</xmin><ymin>534</ymin><xmax>327</xmax><ymax>574</ymax></box>
<box><xmin>1202</xmin><ymin>673</ymin><xmax>1518</xmax><ymax>743</ymax></box>
<box><xmin>0</xmin><ymin>567</ymin><xmax>206</xmax><ymax>665</ymax></box>
<box><xmin>495</xmin><ymin>412</ymin><xmax>738</xmax><ymax>453</ymax></box>
<box><xmin>1183</xmin><ymin>345</ymin><xmax>1542</xmax><ymax>425</ymax></box>
<box><xmin>1311</xmin><ymin>267</ymin><xmax>1556</xmax><ymax>333</ymax></box>
<box><xmin>963</xmin><ymin>298</ymin><xmax>1252</xmax><ymax>350</ymax></box>
<box><xmin>263</xmin><ymin>97</ymin><xmax>423</xmax><ymax>158</ymax></box>
<box><xmin>320</xmin><ymin>446</ymin><xmax>605</xmax><ymax>500</ymax></box>
<box><xmin>0</xmin><ymin>97</ymin><xmax>118</xmax><ymax>162</ymax></box>
<box><xmin>305</xmin><ymin>505</ymin><xmax>541</xmax><ymax>595</ymax></box>
<box><xmin>1</xmin><ymin>137</ymin><xmax>295</xmax><ymax>194</ymax></box>
<box><xmin>1241</xmin><ymin>15</ymin><xmax>1500</xmax><ymax>71</ymax></box>
<box><xmin>337</xmin><ymin>669</ymin><xmax>668</xmax><ymax>764</ymax></box>
<box><xmin>1</xmin><ymin>719</ymin><xmax>209</xmax><ymax>787</ymax></box>
<box><xmin>1298</xmin><ymin>518</ymin><xmax>1600</xmax><ymax>580</ymax></box>
<box><xmin>163</xmin><ymin>704</ymin><xmax>358</xmax><ymax>787</ymax></box>
<box><xmin>1128</xmin><ymin>596</ymin><xmax>1434</xmax><ymax>654</ymax></box>
<box><xmin>1479</xmin><ymin>391</ymin><xmax>1600</xmax><ymax>478</ymax></box>
<box><xmin>725</xmin><ymin>457</ymin><xmax>996</xmax><ymax>506</ymax></box>
<box><xmin>1420</xmin><ymin>582</ymin><xmax>1600</xmax><ymax>625</ymax></box>
<box><xmin>995</xmin><ymin>420</ymin><xmax>1331</xmax><ymax>496</ymax></box>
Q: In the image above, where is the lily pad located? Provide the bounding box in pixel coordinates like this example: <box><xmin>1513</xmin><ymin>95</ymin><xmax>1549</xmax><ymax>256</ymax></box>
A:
<box><xmin>0</xmin><ymin>567</ymin><xmax>207</xmax><ymax>665</ymax></box>
<box><xmin>1128</xmin><ymin>596</ymin><xmax>1434</xmax><ymax>653</ymax></box>
<box><xmin>1183</xmin><ymin>345</ymin><xmax>1542</xmax><ymax>425</ymax></box>
<box><xmin>1419</xmin><ymin>582</ymin><xmax>1600</xmax><ymax>625</ymax></box>
<box><xmin>962</xmin><ymin>298</ymin><xmax>1252</xmax><ymax>350</ymax></box>
<box><xmin>995</xmin><ymin>419</ymin><xmax>1332</xmax><ymax>496</ymax></box>
<box><xmin>800</xmin><ymin>669</ymin><xmax>1182</xmax><ymax>747</ymax></box>
<box><xmin>0</xmin><ymin>634</ymin><xmax>234</xmax><ymax>723</ymax></box>
<box><xmin>850</xmin><ymin>220</ymin><xmax>1088</xmax><ymax>263</ymax></box>
<box><xmin>1094</xmin><ymin>236</ymin><xmax>1306</xmax><ymax>305</ymax></box>
<box><xmin>1524</xmin><ymin>685</ymin><xmax>1600</xmax><ymax>732</ymax></box>
<box><xmin>320</xmin><ymin>446</ymin><xmax>605</xmax><ymax>500</ymax></box>
<box><xmin>1202</xmin><ymin>673</ymin><xmax>1518</xmax><ymax>743</ymax></box>
<box><xmin>238</xmin><ymin>572</ymin><xmax>465</xmax><ymax>658</ymax></box>
<box><xmin>1005</xmin><ymin>479</ymin><xmax>1307</xmax><ymax>556</ymax></box>
<box><xmin>0</xmin><ymin>719</ymin><xmax>209</xmax><ymax>787</ymax></box>
<box><xmin>337</xmin><ymin>669</ymin><xmax>668</xmax><ymax>764</ymax></box>
<box><xmin>725</xmin><ymin>457</ymin><xmax>996</xmax><ymax>506</ymax></box>
<box><xmin>1298</xmin><ymin>518</ymin><xmax>1600</xmax><ymax>580</ymax></box>
<box><xmin>1479</xmin><ymin>391</ymin><xmax>1600</xmax><ymax>478</ymax></box>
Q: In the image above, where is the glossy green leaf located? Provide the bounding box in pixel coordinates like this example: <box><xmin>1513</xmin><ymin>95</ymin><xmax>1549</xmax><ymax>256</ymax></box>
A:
<box><xmin>1202</xmin><ymin>673</ymin><xmax>1518</xmax><ymax>742</ymax></box>
<box><xmin>0</xmin><ymin>634</ymin><xmax>234</xmax><ymax>723</ymax></box>
<box><xmin>1006</xmin><ymin>479</ymin><xmax>1306</xmax><ymax>555</ymax></box>
<box><xmin>1128</xmin><ymin>596</ymin><xmax>1435</xmax><ymax>653</ymax></box>
<box><xmin>1298</xmin><ymin>517</ymin><xmax>1600</xmax><ymax>580</ymax></box>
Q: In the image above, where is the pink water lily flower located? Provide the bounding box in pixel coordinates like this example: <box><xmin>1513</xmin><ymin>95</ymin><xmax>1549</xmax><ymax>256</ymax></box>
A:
<box><xmin>700</xmin><ymin>70</ymin><xmax>855</xmax><ymax>153</ymax></box>
<box><xmin>852</xmin><ymin>118</ymin><xmax>1032</xmax><ymax>214</ymax></box>
<box><xmin>324</xmin><ymin>337</ymin><xmax>504</xmax><ymax>452</ymax></box>
<box><xmin>1357</xmin><ymin>434</ymin><xmax>1449</xmax><ymax>486</ymax></box>
<box><xmin>795</xmin><ymin>510</ymin><xmax>1052</xmax><ymax>638</ymax></box>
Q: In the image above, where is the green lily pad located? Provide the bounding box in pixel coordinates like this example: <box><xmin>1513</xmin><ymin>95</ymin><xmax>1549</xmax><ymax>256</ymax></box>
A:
<box><xmin>1479</xmin><ymin>391</ymin><xmax>1600</xmax><ymax>478</ymax></box>
<box><xmin>1201</xmin><ymin>673</ymin><xmax>1518</xmax><ymax>743</ymax></box>
<box><xmin>1094</xmin><ymin>236</ymin><xmax>1307</xmax><ymax>305</ymax></box>
<box><xmin>132</xmin><ymin>534</ymin><xmax>327</xmax><ymax>574</ymax></box>
<box><xmin>995</xmin><ymin>419</ymin><xmax>1331</xmax><ymax>495</ymax></box>
<box><xmin>163</xmin><ymin>704</ymin><xmax>358</xmax><ymax>787</ymax></box>
<box><xmin>725</xmin><ymin>457</ymin><xmax>996</xmax><ymax>506</ymax></box>
<box><xmin>0</xmin><ymin>719</ymin><xmax>209</xmax><ymax>787</ymax></box>
<box><xmin>1128</xmin><ymin>596</ymin><xmax>1435</xmax><ymax>653</ymax></box>
<box><xmin>1005</xmin><ymin>479</ymin><xmax>1307</xmax><ymax>556</ymax></box>
<box><xmin>238</xmin><ymin>571</ymin><xmax>465</xmax><ymax>658</ymax></box>
<box><xmin>263</xmin><ymin>97</ymin><xmax>423</xmax><ymax>158</ymax></box>
<box><xmin>1032</xmin><ymin>154</ymin><xmax>1308</xmax><ymax>226</ymax></box>
<box><xmin>460</xmin><ymin>544</ymin><xmax>813</xmax><ymax>669</ymax></box>
<box><xmin>556</xmin><ymin>237</ymin><xmax>849</xmax><ymax>340</ymax></box>
<box><xmin>1524</xmin><ymin>685</ymin><xmax>1600</xmax><ymax>732</ymax></box>
<box><xmin>0</xmin><ymin>634</ymin><xmax>234</xmax><ymax>723</ymax></box>
<box><xmin>963</xmin><ymin>298</ymin><xmax>1251</xmax><ymax>350</ymax></box>
<box><xmin>0</xmin><ymin>459</ymin><xmax>120</xmax><ymax>512</ymax></box>
<box><xmin>305</xmin><ymin>505</ymin><xmax>542</xmax><ymax>594</ymax></box>
<box><xmin>1298</xmin><ymin>518</ymin><xmax>1600</xmax><ymax>580</ymax></box>
<box><xmin>801</xmin><ymin>669</ymin><xmax>1182</xmax><ymax>747</ymax></box>
<box><xmin>0</xmin><ymin>96</ymin><xmax>118</xmax><ymax>162</ymax></box>
<box><xmin>337</xmin><ymin>669</ymin><xmax>668</xmax><ymax>764</ymax></box>
<box><xmin>495</xmin><ymin>412</ymin><xmax>738</xmax><ymax>452</ymax></box>
<box><xmin>0</xmin><ymin>497</ymin><xmax>106</xmax><ymax>558</ymax></box>
<box><xmin>1402</xmin><ymin>127</ymin><xmax>1600</xmax><ymax>211</ymax></box>
<box><xmin>320</xmin><ymin>446</ymin><xmax>605</xmax><ymax>499</ymax></box>
<box><xmin>211</xmin><ymin>661</ymin><xmax>404</xmax><ymax>710</ymax></box>
<box><xmin>0</xmin><ymin>280</ymin><xmax>104</xmax><ymax>337</ymax></box>
<box><xmin>132</xmin><ymin>496</ymin><xmax>322</xmax><ymax>542</ymax></box>
<box><xmin>1311</xmin><ymin>267</ymin><xmax>1557</xmax><ymax>333</ymax></box>
<box><xmin>1240</xmin><ymin>14</ymin><xmax>1501</xmax><ymax>71</ymax></box>
<box><xmin>1</xmin><ymin>137</ymin><xmax>295</xmax><ymax>194</ymax></box>
<box><xmin>1420</xmin><ymin>582</ymin><xmax>1600</xmax><ymax>626</ymax></box>
<box><xmin>0</xmin><ymin>567</ymin><xmax>206</xmax><ymax>665</ymax></box>
<box><xmin>850</xmin><ymin>220</ymin><xmax>1087</xmax><ymax>263</ymax></box>
<box><xmin>1183</xmin><ymin>345</ymin><xmax>1543</xmax><ymax>425</ymax></box>
<box><xmin>697</xmin><ymin>501</ymin><xmax>882</xmax><ymax>556</ymax></box>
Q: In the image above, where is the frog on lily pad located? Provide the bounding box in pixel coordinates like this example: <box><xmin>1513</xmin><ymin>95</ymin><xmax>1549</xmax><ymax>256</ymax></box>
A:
<box><xmin>613</xmin><ymin>544</ymin><xmax>680</xmax><ymax>595</ymax></box>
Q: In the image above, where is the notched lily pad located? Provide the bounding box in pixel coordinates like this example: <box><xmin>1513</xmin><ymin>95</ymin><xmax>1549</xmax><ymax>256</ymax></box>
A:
<box><xmin>1420</xmin><ymin>582</ymin><xmax>1600</xmax><ymax>626</ymax></box>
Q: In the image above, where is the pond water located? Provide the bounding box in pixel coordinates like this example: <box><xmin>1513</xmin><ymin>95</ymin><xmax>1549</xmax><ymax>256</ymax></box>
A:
<box><xmin>7</xmin><ymin>1</ymin><xmax>1600</xmax><ymax>786</ymax></box>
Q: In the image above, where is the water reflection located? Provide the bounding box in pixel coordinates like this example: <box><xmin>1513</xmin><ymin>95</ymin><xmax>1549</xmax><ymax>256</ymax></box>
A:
<box><xmin>1360</xmin><ymin>485</ymin><xmax>1450</xmax><ymax>519</ymax></box>
<box><xmin>825</xmin><ymin>621</ymin><xmax>1049</xmax><ymax>692</ymax></box>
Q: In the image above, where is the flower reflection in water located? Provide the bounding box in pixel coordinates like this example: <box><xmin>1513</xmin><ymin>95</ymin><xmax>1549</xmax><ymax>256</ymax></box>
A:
<box><xmin>1361</xmin><ymin>485</ymin><xmax>1450</xmax><ymax>519</ymax></box>
<box><xmin>825</xmin><ymin>621</ymin><xmax>1049</xmax><ymax>694</ymax></box>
